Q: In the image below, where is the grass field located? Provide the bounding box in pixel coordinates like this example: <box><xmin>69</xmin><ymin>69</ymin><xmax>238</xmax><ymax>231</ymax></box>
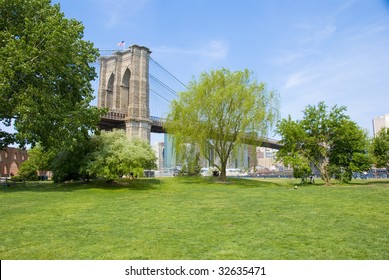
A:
<box><xmin>0</xmin><ymin>177</ymin><xmax>388</xmax><ymax>260</ymax></box>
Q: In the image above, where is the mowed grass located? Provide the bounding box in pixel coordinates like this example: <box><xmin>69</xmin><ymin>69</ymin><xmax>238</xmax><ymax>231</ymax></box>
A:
<box><xmin>0</xmin><ymin>177</ymin><xmax>388</xmax><ymax>260</ymax></box>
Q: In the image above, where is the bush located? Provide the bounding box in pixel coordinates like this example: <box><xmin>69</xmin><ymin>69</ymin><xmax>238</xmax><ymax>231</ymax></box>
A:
<box><xmin>84</xmin><ymin>130</ymin><xmax>157</xmax><ymax>181</ymax></box>
<box><xmin>10</xmin><ymin>175</ymin><xmax>25</xmax><ymax>182</ymax></box>
<box><xmin>18</xmin><ymin>160</ymin><xmax>39</xmax><ymax>181</ymax></box>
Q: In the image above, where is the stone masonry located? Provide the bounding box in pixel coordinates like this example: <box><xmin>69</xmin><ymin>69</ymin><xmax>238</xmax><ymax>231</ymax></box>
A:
<box><xmin>98</xmin><ymin>45</ymin><xmax>152</xmax><ymax>142</ymax></box>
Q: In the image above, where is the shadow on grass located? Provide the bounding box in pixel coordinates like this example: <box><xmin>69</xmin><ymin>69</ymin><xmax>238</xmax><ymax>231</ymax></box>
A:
<box><xmin>173</xmin><ymin>176</ymin><xmax>289</xmax><ymax>188</ymax></box>
<box><xmin>234</xmin><ymin>178</ymin><xmax>289</xmax><ymax>188</ymax></box>
<box><xmin>338</xmin><ymin>179</ymin><xmax>389</xmax><ymax>187</ymax></box>
<box><xmin>0</xmin><ymin>178</ymin><xmax>164</xmax><ymax>193</ymax></box>
<box><xmin>173</xmin><ymin>176</ymin><xmax>216</xmax><ymax>186</ymax></box>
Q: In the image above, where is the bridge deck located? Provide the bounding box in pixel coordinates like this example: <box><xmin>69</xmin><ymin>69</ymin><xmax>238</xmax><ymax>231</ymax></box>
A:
<box><xmin>99</xmin><ymin>113</ymin><xmax>282</xmax><ymax>149</ymax></box>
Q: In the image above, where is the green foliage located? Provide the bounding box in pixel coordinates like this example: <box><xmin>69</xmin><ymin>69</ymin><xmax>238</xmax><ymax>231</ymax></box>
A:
<box><xmin>177</xmin><ymin>144</ymin><xmax>201</xmax><ymax>176</ymax></box>
<box><xmin>329</xmin><ymin>119</ymin><xmax>372</xmax><ymax>182</ymax></box>
<box><xmin>83</xmin><ymin>130</ymin><xmax>157</xmax><ymax>181</ymax></box>
<box><xmin>18</xmin><ymin>160</ymin><xmax>39</xmax><ymax>181</ymax></box>
<box><xmin>18</xmin><ymin>145</ymin><xmax>53</xmax><ymax>180</ymax></box>
<box><xmin>10</xmin><ymin>175</ymin><xmax>24</xmax><ymax>182</ymax></box>
<box><xmin>371</xmin><ymin>128</ymin><xmax>389</xmax><ymax>169</ymax></box>
<box><xmin>50</xmin><ymin>137</ymin><xmax>96</xmax><ymax>183</ymax></box>
<box><xmin>166</xmin><ymin>68</ymin><xmax>279</xmax><ymax>181</ymax></box>
<box><xmin>0</xmin><ymin>0</ymin><xmax>105</xmax><ymax>149</ymax></box>
<box><xmin>276</xmin><ymin>102</ymin><xmax>371</xmax><ymax>184</ymax></box>
<box><xmin>275</xmin><ymin>116</ymin><xmax>312</xmax><ymax>182</ymax></box>
<box><xmin>290</xmin><ymin>156</ymin><xmax>312</xmax><ymax>183</ymax></box>
<box><xmin>19</xmin><ymin>131</ymin><xmax>157</xmax><ymax>183</ymax></box>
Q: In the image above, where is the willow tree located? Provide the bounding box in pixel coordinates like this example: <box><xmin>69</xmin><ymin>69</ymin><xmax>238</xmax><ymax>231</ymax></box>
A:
<box><xmin>165</xmin><ymin>68</ymin><xmax>279</xmax><ymax>182</ymax></box>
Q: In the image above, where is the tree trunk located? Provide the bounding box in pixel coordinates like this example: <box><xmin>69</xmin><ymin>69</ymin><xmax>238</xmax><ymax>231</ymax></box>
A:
<box><xmin>220</xmin><ymin>161</ymin><xmax>228</xmax><ymax>182</ymax></box>
<box><xmin>319</xmin><ymin>159</ymin><xmax>331</xmax><ymax>185</ymax></box>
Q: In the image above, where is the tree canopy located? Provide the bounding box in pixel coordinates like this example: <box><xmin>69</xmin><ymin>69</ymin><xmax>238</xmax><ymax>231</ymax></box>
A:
<box><xmin>83</xmin><ymin>130</ymin><xmax>157</xmax><ymax>182</ymax></box>
<box><xmin>276</xmin><ymin>101</ymin><xmax>371</xmax><ymax>184</ymax></box>
<box><xmin>371</xmin><ymin>128</ymin><xmax>389</xmax><ymax>170</ymax></box>
<box><xmin>20</xmin><ymin>130</ymin><xmax>157</xmax><ymax>182</ymax></box>
<box><xmin>165</xmin><ymin>68</ymin><xmax>279</xmax><ymax>181</ymax></box>
<box><xmin>0</xmin><ymin>0</ymin><xmax>104</xmax><ymax>149</ymax></box>
<box><xmin>18</xmin><ymin>144</ymin><xmax>53</xmax><ymax>180</ymax></box>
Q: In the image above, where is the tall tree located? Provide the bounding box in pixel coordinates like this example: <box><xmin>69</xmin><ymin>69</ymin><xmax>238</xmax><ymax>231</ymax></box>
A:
<box><xmin>371</xmin><ymin>128</ymin><xmax>389</xmax><ymax>171</ymax></box>
<box><xmin>165</xmin><ymin>68</ymin><xmax>279</xmax><ymax>182</ymax></box>
<box><xmin>0</xmin><ymin>0</ymin><xmax>104</xmax><ymax>149</ymax></box>
<box><xmin>276</xmin><ymin>102</ymin><xmax>370</xmax><ymax>185</ymax></box>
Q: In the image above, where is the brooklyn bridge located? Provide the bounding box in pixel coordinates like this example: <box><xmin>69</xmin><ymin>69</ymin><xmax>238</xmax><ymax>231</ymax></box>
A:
<box><xmin>97</xmin><ymin>44</ymin><xmax>281</xmax><ymax>150</ymax></box>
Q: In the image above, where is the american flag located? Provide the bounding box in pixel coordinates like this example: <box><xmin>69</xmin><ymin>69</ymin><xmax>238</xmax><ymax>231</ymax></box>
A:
<box><xmin>117</xmin><ymin>40</ymin><xmax>125</xmax><ymax>47</ymax></box>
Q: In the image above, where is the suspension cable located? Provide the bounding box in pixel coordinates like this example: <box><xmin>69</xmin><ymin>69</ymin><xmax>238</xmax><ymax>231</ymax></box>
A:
<box><xmin>149</xmin><ymin>56</ymin><xmax>188</xmax><ymax>89</ymax></box>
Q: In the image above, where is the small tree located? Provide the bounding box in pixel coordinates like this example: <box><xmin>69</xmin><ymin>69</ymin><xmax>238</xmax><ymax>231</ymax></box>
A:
<box><xmin>84</xmin><ymin>130</ymin><xmax>157</xmax><ymax>182</ymax></box>
<box><xmin>371</xmin><ymin>128</ymin><xmax>389</xmax><ymax>171</ymax></box>
<box><xmin>19</xmin><ymin>145</ymin><xmax>54</xmax><ymax>180</ymax></box>
<box><xmin>279</xmin><ymin>154</ymin><xmax>312</xmax><ymax>183</ymax></box>
<box><xmin>165</xmin><ymin>68</ymin><xmax>279</xmax><ymax>182</ymax></box>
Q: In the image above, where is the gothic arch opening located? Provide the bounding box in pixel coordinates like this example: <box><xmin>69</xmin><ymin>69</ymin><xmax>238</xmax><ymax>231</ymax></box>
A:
<box><xmin>10</xmin><ymin>161</ymin><xmax>18</xmax><ymax>176</ymax></box>
<box><xmin>120</xmin><ymin>68</ymin><xmax>131</xmax><ymax>110</ymax></box>
<box><xmin>122</xmin><ymin>68</ymin><xmax>131</xmax><ymax>88</ymax></box>
<box><xmin>106</xmin><ymin>73</ymin><xmax>114</xmax><ymax>109</ymax></box>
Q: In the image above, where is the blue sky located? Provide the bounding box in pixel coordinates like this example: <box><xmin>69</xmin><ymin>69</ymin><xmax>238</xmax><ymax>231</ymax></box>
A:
<box><xmin>57</xmin><ymin>0</ymin><xmax>389</xmax><ymax>137</ymax></box>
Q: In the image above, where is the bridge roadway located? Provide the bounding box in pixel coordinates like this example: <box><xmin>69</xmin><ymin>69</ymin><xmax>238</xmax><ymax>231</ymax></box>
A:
<box><xmin>99</xmin><ymin>112</ymin><xmax>282</xmax><ymax>150</ymax></box>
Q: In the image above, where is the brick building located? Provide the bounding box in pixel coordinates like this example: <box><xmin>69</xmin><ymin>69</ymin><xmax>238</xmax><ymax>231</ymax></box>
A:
<box><xmin>0</xmin><ymin>147</ymin><xmax>28</xmax><ymax>177</ymax></box>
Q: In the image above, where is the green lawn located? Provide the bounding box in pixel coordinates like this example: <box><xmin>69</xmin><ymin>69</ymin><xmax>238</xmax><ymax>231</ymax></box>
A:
<box><xmin>0</xmin><ymin>177</ymin><xmax>388</xmax><ymax>260</ymax></box>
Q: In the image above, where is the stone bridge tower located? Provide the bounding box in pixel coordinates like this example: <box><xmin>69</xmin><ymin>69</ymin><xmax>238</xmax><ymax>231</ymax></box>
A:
<box><xmin>98</xmin><ymin>45</ymin><xmax>152</xmax><ymax>141</ymax></box>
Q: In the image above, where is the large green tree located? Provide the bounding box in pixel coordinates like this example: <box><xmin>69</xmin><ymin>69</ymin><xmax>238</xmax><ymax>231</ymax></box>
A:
<box><xmin>371</xmin><ymin>128</ymin><xmax>389</xmax><ymax>171</ymax></box>
<box><xmin>276</xmin><ymin>102</ymin><xmax>371</xmax><ymax>185</ymax></box>
<box><xmin>18</xmin><ymin>138</ymin><xmax>94</xmax><ymax>182</ymax></box>
<box><xmin>165</xmin><ymin>68</ymin><xmax>279</xmax><ymax>182</ymax></box>
<box><xmin>50</xmin><ymin>136</ymin><xmax>96</xmax><ymax>183</ymax></box>
<box><xmin>0</xmin><ymin>0</ymin><xmax>103</xmax><ymax>149</ymax></box>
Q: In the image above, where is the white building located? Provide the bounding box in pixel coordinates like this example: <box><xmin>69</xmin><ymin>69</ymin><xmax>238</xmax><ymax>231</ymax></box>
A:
<box><xmin>373</xmin><ymin>114</ymin><xmax>389</xmax><ymax>136</ymax></box>
<box><xmin>152</xmin><ymin>141</ymin><xmax>165</xmax><ymax>171</ymax></box>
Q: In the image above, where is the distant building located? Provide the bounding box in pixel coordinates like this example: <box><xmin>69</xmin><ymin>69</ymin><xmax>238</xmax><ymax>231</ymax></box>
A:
<box><xmin>0</xmin><ymin>147</ymin><xmax>28</xmax><ymax>177</ymax></box>
<box><xmin>152</xmin><ymin>141</ymin><xmax>165</xmax><ymax>171</ymax></box>
<box><xmin>373</xmin><ymin>114</ymin><xmax>389</xmax><ymax>136</ymax></box>
<box><xmin>256</xmin><ymin>147</ymin><xmax>277</xmax><ymax>169</ymax></box>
